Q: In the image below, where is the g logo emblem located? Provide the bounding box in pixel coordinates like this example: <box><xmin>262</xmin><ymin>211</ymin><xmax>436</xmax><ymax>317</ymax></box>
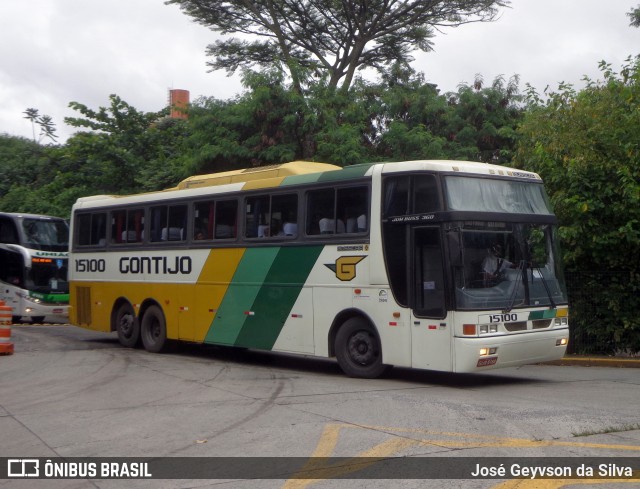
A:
<box><xmin>325</xmin><ymin>256</ymin><xmax>366</xmax><ymax>281</ymax></box>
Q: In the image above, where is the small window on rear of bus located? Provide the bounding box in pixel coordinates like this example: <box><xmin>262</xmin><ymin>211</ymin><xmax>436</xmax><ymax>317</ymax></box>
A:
<box><xmin>77</xmin><ymin>213</ymin><xmax>107</xmax><ymax>246</ymax></box>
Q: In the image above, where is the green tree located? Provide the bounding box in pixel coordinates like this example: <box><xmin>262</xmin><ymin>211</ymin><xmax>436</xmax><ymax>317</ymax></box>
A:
<box><xmin>516</xmin><ymin>58</ymin><xmax>640</xmax><ymax>353</ymax></box>
<box><xmin>441</xmin><ymin>74</ymin><xmax>523</xmax><ymax>163</ymax></box>
<box><xmin>23</xmin><ymin>108</ymin><xmax>58</xmax><ymax>143</ymax></box>
<box><xmin>63</xmin><ymin>94</ymin><xmax>187</xmax><ymax>194</ymax></box>
<box><xmin>166</xmin><ymin>0</ymin><xmax>510</xmax><ymax>93</ymax></box>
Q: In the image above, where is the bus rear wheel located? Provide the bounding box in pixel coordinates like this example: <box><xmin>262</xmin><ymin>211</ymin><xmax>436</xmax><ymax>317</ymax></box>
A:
<box><xmin>115</xmin><ymin>302</ymin><xmax>139</xmax><ymax>348</ymax></box>
<box><xmin>140</xmin><ymin>305</ymin><xmax>168</xmax><ymax>353</ymax></box>
<box><xmin>335</xmin><ymin>317</ymin><xmax>387</xmax><ymax>378</ymax></box>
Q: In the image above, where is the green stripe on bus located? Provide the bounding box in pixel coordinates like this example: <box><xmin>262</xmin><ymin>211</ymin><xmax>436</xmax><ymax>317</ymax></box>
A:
<box><xmin>234</xmin><ymin>246</ymin><xmax>323</xmax><ymax>349</ymax></box>
<box><xmin>280</xmin><ymin>173</ymin><xmax>324</xmax><ymax>186</ymax></box>
<box><xmin>280</xmin><ymin>163</ymin><xmax>374</xmax><ymax>187</ymax></box>
<box><xmin>316</xmin><ymin>163</ymin><xmax>375</xmax><ymax>182</ymax></box>
<box><xmin>528</xmin><ymin>309</ymin><xmax>558</xmax><ymax>320</ymax></box>
<box><xmin>205</xmin><ymin>247</ymin><xmax>280</xmax><ymax>345</ymax></box>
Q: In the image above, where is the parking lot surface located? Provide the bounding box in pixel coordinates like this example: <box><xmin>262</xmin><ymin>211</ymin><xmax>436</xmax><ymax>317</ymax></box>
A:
<box><xmin>1</xmin><ymin>325</ymin><xmax>639</xmax><ymax>488</ymax></box>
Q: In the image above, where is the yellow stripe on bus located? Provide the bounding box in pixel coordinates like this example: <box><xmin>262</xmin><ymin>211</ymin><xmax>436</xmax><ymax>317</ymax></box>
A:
<box><xmin>190</xmin><ymin>248</ymin><xmax>246</xmax><ymax>342</ymax></box>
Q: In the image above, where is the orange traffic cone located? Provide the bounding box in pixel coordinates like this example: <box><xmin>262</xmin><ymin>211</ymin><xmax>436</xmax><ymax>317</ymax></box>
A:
<box><xmin>0</xmin><ymin>300</ymin><xmax>14</xmax><ymax>355</ymax></box>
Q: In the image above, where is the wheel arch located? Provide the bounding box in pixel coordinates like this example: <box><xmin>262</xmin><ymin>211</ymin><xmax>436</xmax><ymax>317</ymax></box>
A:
<box><xmin>327</xmin><ymin>308</ymin><xmax>380</xmax><ymax>358</ymax></box>
<box><xmin>110</xmin><ymin>297</ymin><xmax>135</xmax><ymax>333</ymax></box>
<box><xmin>139</xmin><ymin>298</ymin><xmax>163</xmax><ymax>322</ymax></box>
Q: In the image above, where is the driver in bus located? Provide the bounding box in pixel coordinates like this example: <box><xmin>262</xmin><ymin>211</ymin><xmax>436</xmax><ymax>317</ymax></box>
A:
<box><xmin>482</xmin><ymin>243</ymin><xmax>515</xmax><ymax>287</ymax></box>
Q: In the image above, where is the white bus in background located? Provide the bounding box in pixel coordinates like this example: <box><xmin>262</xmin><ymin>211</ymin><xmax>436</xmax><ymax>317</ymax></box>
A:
<box><xmin>0</xmin><ymin>212</ymin><xmax>69</xmax><ymax>323</ymax></box>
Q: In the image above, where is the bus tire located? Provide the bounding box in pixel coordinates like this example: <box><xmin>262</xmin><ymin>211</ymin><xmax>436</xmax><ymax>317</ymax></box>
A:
<box><xmin>335</xmin><ymin>317</ymin><xmax>387</xmax><ymax>378</ymax></box>
<box><xmin>140</xmin><ymin>305</ymin><xmax>168</xmax><ymax>353</ymax></box>
<box><xmin>115</xmin><ymin>302</ymin><xmax>139</xmax><ymax>348</ymax></box>
<box><xmin>31</xmin><ymin>316</ymin><xmax>45</xmax><ymax>324</ymax></box>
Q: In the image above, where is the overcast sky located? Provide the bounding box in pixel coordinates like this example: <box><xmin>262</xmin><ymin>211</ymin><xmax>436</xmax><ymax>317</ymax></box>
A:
<box><xmin>1</xmin><ymin>0</ymin><xmax>639</xmax><ymax>142</ymax></box>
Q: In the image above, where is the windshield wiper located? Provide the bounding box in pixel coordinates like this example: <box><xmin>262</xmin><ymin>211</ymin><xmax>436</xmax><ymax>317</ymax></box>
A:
<box><xmin>502</xmin><ymin>260</ymin><xmax>526</xmax><ymax>314</ymax></box>
<box><xmin>533</xmin><ymin>266</ymin><xmax>556</xmax><ymax>309</ymax></box>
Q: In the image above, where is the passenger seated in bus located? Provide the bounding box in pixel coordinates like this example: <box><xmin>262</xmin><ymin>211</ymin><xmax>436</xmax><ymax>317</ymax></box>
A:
<box><xmin>482</xmin><ymin>243</ymin><xmax>515</xmax><ymax>287</ymax></box>
<box><xmin>161</xmin><ymin>227</ymin><xmax>182</xmax><ymax>241</ymax></box>
<box><xmin>122</xmin><ymin>230</ymin><xmax>138</xmax><ymax>242</ymax></box>
<box><xmin>346</xmin><ymin>214</ymin><xmax>367</xmax><ymax>233</ymax></box>
<box><xmin>276</xmin><ymin>212</ymin><xmax>297</xmax><ymax>236</ymax></box>
<box><xmin>282</xmin><ymin>221</ymin><xmax>297</xmax><ymax>236</ymax></box>
<box><xmin>319</xmin><ymin>218</ymin><xmax>345</xmax><ymax>234</ymax></box>
<box><xmin>258</xmin><ymin>224</ymin><xmax>270</xmax><ymax>237</ymax></box>
<box><xmin>215</xmin><ymin>223</ymin><xmax>233</xmax><ymax>238</ymax></box>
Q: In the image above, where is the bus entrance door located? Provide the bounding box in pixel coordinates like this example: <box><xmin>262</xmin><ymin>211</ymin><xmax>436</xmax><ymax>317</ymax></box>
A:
<box><xmin>410</xmin><ymin>227</ymin><xmax>452</xmax><ymax>371</ymax></box>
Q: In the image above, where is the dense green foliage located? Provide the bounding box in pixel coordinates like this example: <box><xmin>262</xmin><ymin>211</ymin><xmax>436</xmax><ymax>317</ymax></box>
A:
<box><xmin>516</xmin><ymin>58</ymin><xmax>640</xmax><ymax>354</ymax></box>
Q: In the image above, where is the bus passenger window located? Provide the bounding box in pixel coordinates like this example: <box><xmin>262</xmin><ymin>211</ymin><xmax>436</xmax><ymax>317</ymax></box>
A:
<box><xmin>338</xmin><ymin>186</ymin><xmax>368</xmax><ymax>233</ymax></box>
<box><xmin>306</xmin><ymin>189</ymin><xmax>335</xmax><ymax>235</ymax></box>
<box><xmin>413</xmin><ymin>175</ymin><xmax>440</xmax><ymax>213</ymax></box>
<box><xmin>0</xmin><ymin>217</ymin><xmax>19</xmax><ymax>244</ymax></box>
<box><xmin>77</xmin><ymin>213</ymin><xmax>107</xmax><ymax>246</ymax></box>
<box><xmin>306</xmin><ymin>186</ymin><xmax>368</xmax><ymax>235</ymax></box>
<box><xmin>271</xmin><ymin>194</ymin><xmax>297</xmax><ymax>237</ymax></box>
<box><xmin>112</xmin><ymin>209</ymin><xmax>144</xmax><ymax>244</ymax></box>
<box><xmin>151</xmin><ymin>205</ymin><xmax>186</xmax><ymax>242</ymax></box>
<box><xmin>383</xmin><ymin>176</ymin><xmax>410</xmax><ymax>218</ymax></box>
<box><xmin>194</xmin><ymin>201</ymin><xmax>214</xmax><ymax>240</ymax></box>
<box><xmin>245</xmin><ymin>196</ymin><xmax>270</xmax><ymax>238</ymax></box>
<box><xmin>214</xmin><ymin>200</ymin><xmax>237</xmax><ymax>239</ymax></box>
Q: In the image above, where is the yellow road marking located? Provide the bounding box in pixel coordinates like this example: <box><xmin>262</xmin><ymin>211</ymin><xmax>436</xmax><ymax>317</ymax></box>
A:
<box><xmin>281</xmin><ymin>424</ymin><xmax>640</xmax><ymax>488</ymax></box>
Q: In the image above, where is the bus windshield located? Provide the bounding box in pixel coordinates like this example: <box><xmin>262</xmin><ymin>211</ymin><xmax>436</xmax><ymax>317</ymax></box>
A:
<box><xmin>448</xmin><ymin>221</ymin><xmax>568</xmax><ymax>310</ymax></box>
<box><xmin>444</xmin><ymin>175</ymin><xmax>553</xmax><ymax>215</ymax></box>
<box><xmin>21</xmin><ymin>218</ymin><xmax>69</xmax><ymax>251</ymax></box>
<box><xmin>28</xmin><ymin>257</ymin><xmax>69</xmax><ymax>295</ymax></box>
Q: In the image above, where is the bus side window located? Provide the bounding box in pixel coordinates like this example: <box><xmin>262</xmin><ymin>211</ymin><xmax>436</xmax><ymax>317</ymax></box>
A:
<box><xmin>91</xmin><ymin>213</ymin><xmax>107</xmax><ymax>246</ymax></box>
<box><xmin>271</xmin><ymin>194</ymin><xmax>297</xmax><ymax>237</ymax></box>
<box><xmin>245</xmin><ymin>196</ymin><xmax>270</xmax><ymax>238</ymax></box>
<box><xmin>0</xmin><ymin>217</ymin><xmax>19</xmax><ymax>244</ymax></box>
<box><xmin>194</xmin><ymin>201</ymin><xmax>214</xmax><ymax>240</ymax></box>
<box><xmin>306</xmin><ymin>188</ymin><xmax>335</xmax><ymax>235</ymax></box>
<box><xmin>413</xmin><ymin>175</ymin><xmax>440</xmax><ymax>213</ymax></box>
<box><xmin>112</xmin><ymin>209</ymin><xmax>144</xmax><ymax>244</ymax></box>
<box><xmin>77</xmin><ymin>214</ymin><xmax>92</xmax><ymax>246</ymax></box>
<box><xmin>215</xmin><ymin>200</ymin><xmax>237</xmax><ymax>239</ymax></box>
<box><xmin>338</xmin><ymin>186</ymin><xmax>368</xmax><ymax>233</ymax></box>
<box><xmin>151</xmin><ymin>205</ymin><xmax>186</xmax><ymax>242</ymax></box>
<box><xmin>76</xmin><ymin>213</ymin><xmax>107</xmax><ymax>246</ymax></box>
<box><xmin>307</xmin><ymin>186</ymin><xmax>368</xmax><ymax>236</ymax></box>
<box><xmin>383</xmin><ymin>176</ymin><xmax>410</xmax><ymax>218</ymax></box>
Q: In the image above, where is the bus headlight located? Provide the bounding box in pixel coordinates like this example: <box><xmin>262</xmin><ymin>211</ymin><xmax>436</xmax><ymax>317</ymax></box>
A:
<box><xmin>479</xmin><ymin>324</ymin><xmax>498</xmax><ymax>334</ymax></box>
<box><xmin>556</xmin><ymin>338</ymin><xmax>568</xmax><ymax>346</ymax></box>
<box><xmin>480</xmin><ymin>347</ymin><xmax>498</xmax><ymax>356</ymax></box>
<box><xmin>17</xmin><ymin>292</ymin><xmax>42</xmax><ymax>304</ymax></box>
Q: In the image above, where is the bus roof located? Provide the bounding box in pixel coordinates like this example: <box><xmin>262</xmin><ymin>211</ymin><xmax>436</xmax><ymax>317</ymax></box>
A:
<box><xmin>176</xmin><ymin>160</ymin><xmax>342</xmax><ymax>189</ymax></box>
<box><xmin>0</xmin><ymin>212</ymin><xmax>66</xmax><ymax>221</ymax></box>
<box><xmin>72</xmin><ymin>160</ymin><xmax>541</xmax><ymax>209</ymax></box>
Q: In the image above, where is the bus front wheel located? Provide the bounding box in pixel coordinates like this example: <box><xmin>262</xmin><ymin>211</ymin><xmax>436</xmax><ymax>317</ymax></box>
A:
<box><xmin>140</xmin><ymin>305</ymin><xmax>168</xmax><ymax>353</ymax></box>
<box><xmin>335</xmin><ymin>317</ymin><xmax>387</xmax><ymax>378</ymax></box>
<box><xmin>115</xmin><ymin>302</ymin><xmax>139</xmax><ymax>348</ymax></box>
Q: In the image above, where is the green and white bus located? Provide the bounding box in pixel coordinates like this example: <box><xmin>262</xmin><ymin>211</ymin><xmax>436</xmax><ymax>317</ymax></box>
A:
<box><xmin>0</xmin><ymin>212</ymin><xmax>70</xmax><ymax>323</ymax></box>
<box><xmin>69</xmin><ymin>160</ymin><xmax>569</xmax><ymax>377</ymax></box>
